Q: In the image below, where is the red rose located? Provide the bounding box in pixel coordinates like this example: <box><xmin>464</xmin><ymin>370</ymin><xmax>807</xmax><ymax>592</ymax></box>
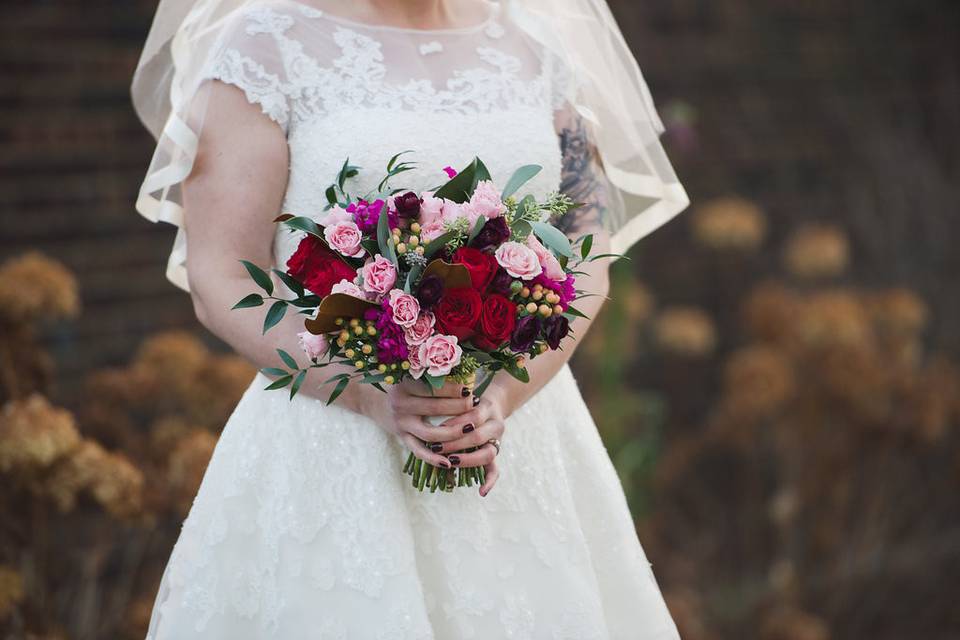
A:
<box><xmin>434</xmin><ymin>287</ymin><xmax>482</xmax><ymax>340</ymax></box>
<box><xmin>452</xmin><ymin>247</ymin><xmax>498</xmax><ymax>292</ymax></box>
<box><xmin>286</xmin><ymin>235</ymin><xmax>355</xmax><ymax>298</ymax></box>
<box><xmin>472</xmin><ymin>294</ymin><xmax>517</xmax><ymax>351</ymax></box>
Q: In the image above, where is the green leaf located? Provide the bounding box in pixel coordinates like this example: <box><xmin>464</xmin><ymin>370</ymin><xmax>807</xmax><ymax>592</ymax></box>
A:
<box><xmin>241</xmin><ymin>260</ymin><xmax>273</xmax><ymax>295</ymax></box>
<box><xmin>473</xmin><ymin>370</ymin><xmax>497</xmax><ymax>397</ymax></box>
<box><xmin>376</xmin><ymin>209</ymin><xmax>398</xmax><ymax>266</ymax></box>
<box><xmin>285</xmin><ymin>216</ymin><xmax>322</xmax><ymax>237</ymax></box>
<box><xmin>277</xmin><ymin>348</ymin><xmax>298</xmax><ymax>369</ymax></box>
<box><xmin>587</xmin><ymin>252</ymin><xmax>628</xmax><ymax>262</ymax></box>
<box><xmin>326</xmin><ymin>376</ymin><xmax>351</xmax><ymax>405</ymax></box>
<box><xmin>503</xmin><ymin>363</ymin><xmax>530</xmax><ymax>383</ymax></box>
<box><xmin>232</xmin><ymin>293</ymin><xmax>264</xmax><ymax>310</ymax></box>
<box><xmin>323</xmin><ymin>372</ymin><xmax>352</xmax><ymax>385</ymax></box>
<box><xmin>290</xmin><ymin>370</ymin><xmax>307</xmax><ymax>399</ymax></box>
<box><xmin>475</xmin><ymin>157</ymin><xmax>492</xmax><ymax>182</ymax></box>
<box><xmin>433</xmin><ymin>158</ymin><xmax>480</xmax><ymax>203</ymax></box>
<box><xmin>263</xmin><ymin>300</ymin><xmax>287</xmax><ymax>334</ymax></box>
<box><xmin>501</xmin><ymin>164</ymin><xmax>542</xmax><ymax>199</ymax></box>
<box><xmin>467</xmin><ymin>215</ymin><xmax>486</xmax><ymax>245</ymax></box>
<box><xmin>272</xmin><ymin>270</ymin><xmax>304</xmax><ymax>297</ymax></box>
<box><xmin>325</xmin><ymin>185</ymin><xmax>338</xmax><ymax>206</ymax></box>
<box><xmin>387</xmin><ymin>150</ymin><xmax>413</xmax><ymax>172</ymax></box>
<box><xmin>289</xmin><ymin>295</ymin><xmax>321</xmax><ymax>308</ymax></box>
<box><xmin>530</xmin><ymin>221</ymin><xmax>573</xmax><ymax>258</ymax></box>
<box><xmin>422</xmin><ymin>230</ymin><xmax>457</xmax><ymax>259</ymax></box>
<box><xmin>563</xmin><ymin>305</ymin><xmax>589</xmax><ymax>320</ymax></box>
<box><xmin>423</xmin><ymin>373</ymin><xmax>445</xmax><ymax>390</ymax></box>
<box><xmin>264</xmin><ymin>374</ymin><xmax>293</xmax><ymax>391</ymax></box>
<box><xmin>404</xmin><ymin>264</ymin><xmax>423</xmax><ymax>294</ymax></box>
<box><xmin>261</xmin><ymin>367</ymin><xmax>289</xmax><ymax>377</ymax></box>
<box><xmin>580</xmin><ymin>233</ymin><xmax>594</xmax><ymax>260</ymax></box>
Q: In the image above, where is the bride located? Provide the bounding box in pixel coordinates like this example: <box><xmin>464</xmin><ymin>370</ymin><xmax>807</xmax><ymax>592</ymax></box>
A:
<box><xmin>132</xmin><ymin>0</ymin><xmax>689</xmax><ymax>637</ymax></box>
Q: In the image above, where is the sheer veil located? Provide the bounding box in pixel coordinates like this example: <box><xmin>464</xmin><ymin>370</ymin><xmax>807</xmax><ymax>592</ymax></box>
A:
<box><xmin>131</xmin><ymin>0</ymin><xmax>688</xmax><ymax>288</ymax></box>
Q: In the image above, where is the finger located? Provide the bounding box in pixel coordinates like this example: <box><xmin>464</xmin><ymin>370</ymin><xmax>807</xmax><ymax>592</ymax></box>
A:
<box><xmin>437</xmin><ymin>399</ymin><xmax>488</xmax><ymax>430</ymax></box>
<box><xmin>445</xmin><ymin>442</ymin><xmax>496</xmax><ymax>469</ymax></box>
<box><xmin>392</xmin><ymin>393</ymin><xmax>474</xmax><ymax>417</ymax></box>
<box><xmin>397</xmin><ymin>415</ymin><xmax>464</xmax><ymax>444</ymax></box>
<box><xmin>402</xmin><ymin>432</ymin><xmax>452</xmax><ymax>469</ymax></box>
<box><xmin>438</xmin><ymin>418</ymin><xmax>503</xmax><ymax>454</ymax></box>
<box><xmin>480</xmin><ymin>458</ymin><xmax>500</xmax><ymax>497</ymax></box>
<box><xmin>400</xmin><ymin>377</ymin><xmax>472</xmax><ymax>399</ymax></box>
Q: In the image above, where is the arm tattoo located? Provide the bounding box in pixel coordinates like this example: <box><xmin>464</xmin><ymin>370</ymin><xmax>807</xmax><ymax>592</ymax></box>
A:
<box><xmin>556</xmin><ymin>114</ymin><xmax>609</xmax><ymax>236</ymax></box>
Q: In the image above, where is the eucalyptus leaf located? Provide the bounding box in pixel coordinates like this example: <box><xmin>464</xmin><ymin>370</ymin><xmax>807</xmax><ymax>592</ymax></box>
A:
<box><xmin>530</xmin><ymin>221</ymin><xmax>573</xmax><ymax>258</ymax></box>
<box><xmin>232</xmin><ymin>293</ymin><xmax>264</xmax><ymax>310</ymax></box>
<box><xmin>501</xmin><ymin>164</ymin><xmax>542</xmax><ymax>199</ymax></box>
<box><xmin>263</xmin><ymin>300</ymin><xmax>287</xmax><ymax>334</ymax></box>
<box><xmin>290</xmin><ymin>370</ymin><xmax>307</xmax><ymax>399</ymax></box>
<box><xmin>240</xmin><ymin>260</ymin><xmax>273</xmax><ymax>295</ymax></box>
<box><xmin>467</xmin><ymin>215</ymin><xmax>486</xmax><ymax>245</ymax></box>
<box><xmin>326</xmin><ymin>377</ymin><xmax>351</xmax><ymax>405</ymax></box>
<box><xmin>273</xmin><ymin>269</ymin><xmax>305</xmax><ymax>297</ymax></box>
<box><xmin>580</xmin><ymin>233</ymin><xmax>594</xmax><ymax>260</ymax></box>
<box><xmin>285</xmin><ymin>216</ymin><xmax>322</xmax><ymax>238</ymax></box>
<box><xmin>277</xmin><ymin>348</ymin><xmax>298</xmax><ymax>370</ymax></box>
<box><xmin>264</xmin><ymin>374</ymin><xmax>293</xmax><ymax>391</ymax></box>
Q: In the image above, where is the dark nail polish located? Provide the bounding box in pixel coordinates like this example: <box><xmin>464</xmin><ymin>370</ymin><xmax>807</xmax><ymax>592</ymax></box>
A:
<box><xmin>461</xmin><ymin>387</ymin><xmax>471</xmax><ymax>397</ymax></box>
<box><xmin>448</xmin><ymin>455</ymin><xmax>461</xmax><ymax>465</ymax></box>
<box><xmin>430</xmin><ymin>443</ymin><xmax>443</xmax><ymax>453</ymax></box>
<box><xmin>472</xmin><ymin>396</ymin><xmax>480</xmax><ymax>407</ymax></box>
<box><xmin>439</xmin><ymin>459</ymin><xmax>451</xmax><ymax>468</ymax></box>
<box><xmin>462</xmin><ymin>424</ymin><xmax>475</xmax><ymax>434</ymax></box>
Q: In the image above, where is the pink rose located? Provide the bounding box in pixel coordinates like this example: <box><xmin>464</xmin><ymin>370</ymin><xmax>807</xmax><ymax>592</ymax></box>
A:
<box><xmin>388</xmin><ymin>290</ymin><xmax>421</xmax><ymax>328</ymax></box>
<box><xmin>407</xmin><ymin>343</ymin><xmax>425</xmax><ymax>379</ymax></box>
<box><xmin>361</xmin><ymin>255</ymin><xmax>397</xmax><ymax>296</ymax></box>
<box><xmin>318</xmin><ymin>205</ymin><xmax>352</xmax><ymax>227</ymax></box>
<box><xmin>298</xmin><ymin>331</ymin><xmax>329</xmax><ymax>362</ymax></box>
<box><xmin>331</xmin><ymin>278</ymin><xmax>367</xmax><ymax>299</ymax></box>
<box><xmin>494</xmin><ymin>241</ymin><xmax>543</xmax><ymax>280</ymax></box>
<box><xmin>404</xmin><ymin>311</ymin><xmax>435</xmax><ymax>346</ymax></box>
<box><xmin>419</xmin><ymin>192</ymin><xmax>445</xmax><ymax>226</ymax></box>
<box><xmin>469</xmin><ymin>180</ymin><xmax>506</xmax><ymax>219</ymax></box>
<box><xmin>526</xmin><ymin>233</ymin><xmax>565</xmax><ymax>281</ymax></box>
<box><xmin>324</xmin><ymin>220</ymin><xmax>365</xmax><ymax>258</ymax></box>
<box><xmin>442</xmin><ymin>199</ymin><xmax>481</xmax><ymax>227</ymax></box>
<box><xmin>419</xmin><ymin>220</ymin><xmax>447</xmax><ymax>244</ymax></box>
<box><xmin>418</xmin><ymin>334</ymin><xmax>462</xmax><ymax>377</ymax></box>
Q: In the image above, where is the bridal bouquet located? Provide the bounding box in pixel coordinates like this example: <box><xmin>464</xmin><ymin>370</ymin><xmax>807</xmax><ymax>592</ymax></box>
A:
<box><xmin>234</xmin><ymin>153</ymin><xmax>606</xmax><ymax>492</ymax></box>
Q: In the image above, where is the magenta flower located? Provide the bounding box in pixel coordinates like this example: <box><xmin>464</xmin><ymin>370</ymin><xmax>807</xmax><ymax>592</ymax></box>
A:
<box><xmin>348</xmin><ymin>199</ymin><xmax>398</xmax><ymax>233</ymax></box>
<box><xmin>533</xmin><ymin>273</ymin><xmax>576</xmax><ymax>309</ymax></box>
<box><xmin>442</xmin><ymin>166</ymin><xmax>457</xmax><ymax>179</ymax></box>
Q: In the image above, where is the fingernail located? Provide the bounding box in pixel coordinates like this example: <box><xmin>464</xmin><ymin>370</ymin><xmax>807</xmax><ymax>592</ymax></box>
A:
<box><xmin>472</xmin><ymin>396</ymin><xmax>480</xmax><ymax>407</ymax></box>
<box><xmin>460</xmin><ymin>387</ymin><xmax>471</xmax><ymax>397</ymax></box>
<box><xmin>448</xmin><ymin>455</ymin><xmax>460</xmax><ymax>465</ymax></box>
<box><xmin>439</xmin><ymin>459</ymin><xmax>451</xmax><ymax>468</ymax></box>
<box><xmin>430</xmin><ymin>443</ymin><xmax>443</xmax><ymax>453</ymax></box>
<box><xmin>462</xmin><ymin>424</ymin><xmax>475</xmax><ymax>434</ymax></box>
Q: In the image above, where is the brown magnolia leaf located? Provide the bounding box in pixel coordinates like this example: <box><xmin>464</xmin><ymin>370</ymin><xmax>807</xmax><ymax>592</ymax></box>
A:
<box><xmin>422</xmin><ymin>260</ymin><xmax>471</xmax><ymax>289</ymax></box>
<box><xmin>273</xmin><ymin>213</ymin><xmax>295</xmax><ymax>223</ymax></box>
<box><xmin>303</xmin><ymin>293</ymin><xmax>378</xmax><ymax>334</ymax></box>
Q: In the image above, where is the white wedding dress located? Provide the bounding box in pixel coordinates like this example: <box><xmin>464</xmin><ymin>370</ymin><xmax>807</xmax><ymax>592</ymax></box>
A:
<box><xmin>145</xmin><ymin>2</ymin><xmax>679</xmax><ymax>638</ymax></box>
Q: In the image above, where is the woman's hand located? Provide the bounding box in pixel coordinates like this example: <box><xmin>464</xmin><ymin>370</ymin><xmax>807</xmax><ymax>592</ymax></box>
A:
<box><xmin>367</xmin><ymin>378</ymin><xmax>475</xmax><ymax>469</ymax></box>
<box><xmin>366</xmin><ymin>378</ymin><xmax>505</xmax><ymax>496</ymax></box>
<box><xmin>434</xmin><ymin>384</ymin><xmax>507</xmax><ymax>497</ymax></box>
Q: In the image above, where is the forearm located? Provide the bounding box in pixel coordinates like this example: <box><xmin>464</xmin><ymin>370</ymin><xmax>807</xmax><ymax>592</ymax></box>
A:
<box><xmin>487</xmin><ymin>231</ymin><xmax>611</xmax><ymax>417</ymax></box>
<box><xmin>191</xmin><ymin>271</ymin><xmax>378</xmax><ymax>416</ymax></box>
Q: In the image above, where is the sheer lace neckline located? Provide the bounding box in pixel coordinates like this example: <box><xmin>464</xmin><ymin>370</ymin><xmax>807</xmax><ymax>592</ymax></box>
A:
<box><xmin>284</xmin><ymin>0</ymin><xmax>499</xmax><ymax>36</ymax></box>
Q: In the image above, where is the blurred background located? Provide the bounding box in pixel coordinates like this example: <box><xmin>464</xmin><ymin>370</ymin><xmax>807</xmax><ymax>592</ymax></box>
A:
<box><xmin>1</xmin><ymin>0</ymin><xmax>958</xmax><ymax>638</ymax></box>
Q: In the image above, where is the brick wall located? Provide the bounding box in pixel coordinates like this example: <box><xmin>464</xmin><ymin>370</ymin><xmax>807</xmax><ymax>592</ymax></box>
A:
<box><xmin>1</xmin><ymin>0</ymin><xmax>958</xmax><ymax>404</ymax></box>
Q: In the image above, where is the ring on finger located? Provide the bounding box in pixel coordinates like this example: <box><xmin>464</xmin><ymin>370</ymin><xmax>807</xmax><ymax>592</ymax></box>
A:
<box><xmin>486</xmin><ymin>438</ymin><xmax>501</xmax><ymax>456</ymax></box>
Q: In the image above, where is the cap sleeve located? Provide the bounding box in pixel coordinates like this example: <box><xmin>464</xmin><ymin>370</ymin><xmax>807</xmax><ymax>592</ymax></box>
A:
<box><xmin>200</xmin><ymin>3</ymin><xmax>297</xmax><ymax>134</ymax></box>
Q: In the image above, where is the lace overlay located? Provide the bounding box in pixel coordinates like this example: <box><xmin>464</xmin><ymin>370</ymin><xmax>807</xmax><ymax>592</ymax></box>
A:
<box><xmin>146</xmin><ymin>2</ymin><xmax>677</xmax><ymax>638</ymax></box>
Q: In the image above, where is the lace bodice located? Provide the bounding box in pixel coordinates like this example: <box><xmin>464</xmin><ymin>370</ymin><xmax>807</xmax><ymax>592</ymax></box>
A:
<box><xmin>203</xmin><ymin>0</ymin><xmax>570</xmax><ymax>270</ymax></box>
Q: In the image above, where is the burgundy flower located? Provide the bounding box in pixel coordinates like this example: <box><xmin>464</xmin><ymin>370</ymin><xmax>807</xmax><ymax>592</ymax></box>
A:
<box><xmin>543</xmin><ymin>314</ymin><xmax>570</xmax><ymax>350</ymax></box>
<box><xmin>394</xmin><ymin>191</ymin><xmax>421</xmax><ymax>219</ymax></box>
<box><xmin>470</xmin><ymin>216</ymin><xmax>511</xmax><ymax>251</ymax></box>
<box><xmin>416</xmin><ymin>274</ymin><xmax>444</xmax><ymax>308</ymax></box>
<box><xmin>489</xmin><ymin>268</ymin><xmax>515</xmax><ymax>296</ymax></box>
<box><xmin>510</xmin><ymin>314</ymin><xmax>542</xmax><ymax>353</ymax></box>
